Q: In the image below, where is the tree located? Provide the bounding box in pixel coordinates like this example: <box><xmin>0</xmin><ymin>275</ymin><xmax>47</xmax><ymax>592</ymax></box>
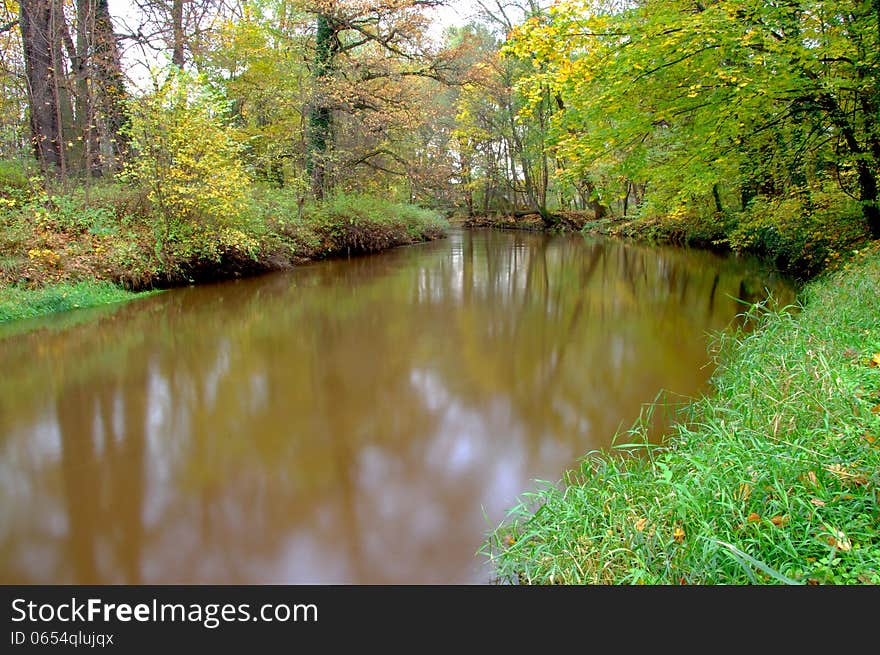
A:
<box><xmin>19</xmin><ymin>0</ymin><xmax>67</xmax><ymax>176</ymax></box>
<box><xmin>1</xmin><ymin>2</ymin><xmax>29</xmax><ymax>159</ymax></box>
<box><xmin>197</xmin><ymin>0</ymin><xmax>312</xmax><ymax>189</ymax></box>
<box><xmin>507</xmin><ymin>0</ymin><xmax>880</xmax><ymax>238</ymax></box>
<box><xmin>302</xmin><ymin>0</ymin><xmax>451</xmax><ymax>200</ymax></box>
<box><xmin>17</xmin><ymin>0</ymin><xmax>128</xmax><ymax>178</ymax></box>
<box><xmin>128</xmin><ymin>0</ymin><xmax>230</xmax><ymax>69</ymax></box>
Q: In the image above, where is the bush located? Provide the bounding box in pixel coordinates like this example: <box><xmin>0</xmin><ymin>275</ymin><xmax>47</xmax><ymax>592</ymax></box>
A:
<box><xmin>120</xmin><ymin>68</ymin><xmax>251</xmax><ymax>262</ymax></box>
<box><xmin>728</xmin><ymin>186</ymin><xmax>868</xmax><ymax>277</ymax></box>
<box><xmin>0</xmin><ymin>159</ymin><xmax>32</xmax><ymax>194</ymax></box>
<box><xmin>304</xmin><ymin>193</ymin><xmax>448</xmax><ymax>252</ymax></box>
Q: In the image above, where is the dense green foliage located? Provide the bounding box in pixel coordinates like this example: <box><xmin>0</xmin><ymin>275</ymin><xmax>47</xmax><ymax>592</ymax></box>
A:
<box><xmin>485</xmin><ymin>243</ymin><xmax>880</xmax><ymax>584</ymax></box>
<box><xmin>503</xmin><ymin>0</ymin><xmax>880</xmax><ymax>273</ymax></box>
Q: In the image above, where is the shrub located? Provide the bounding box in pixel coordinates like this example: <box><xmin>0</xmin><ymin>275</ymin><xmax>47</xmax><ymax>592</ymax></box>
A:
<box><xmin>120</xmin><ymin>68</ymin><xmax>251</xmax><ymax>262</ymax></box>
<box><xmin>728</xmin><ymin>186</ymin><xmax>868</xmax><ymax>277</ymax></box>
<box><xmin>303</xmin><ymin>193</ymin><xmax>448</xmax><ymax>253</ymax></box>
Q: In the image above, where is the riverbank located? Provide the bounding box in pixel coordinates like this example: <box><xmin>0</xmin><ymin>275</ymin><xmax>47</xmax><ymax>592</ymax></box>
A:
<box><xmin>483</xmin><ymin>240</ymin><xmax>880</xmax><ymax>584</ymax></box>
<box><xmin>0</xmin><ymin>183</ymin><xmax>447</xmax><ymax>324</ymax></box>
<box><xmin>463</xmin><ymin>206</ymin><xmax>872</xmax><ymax>281</ymax></box>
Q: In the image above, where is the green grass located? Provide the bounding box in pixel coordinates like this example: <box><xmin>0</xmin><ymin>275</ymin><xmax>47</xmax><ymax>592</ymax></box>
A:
<box><xmin>0</xmin><ymin>281</ymin><xmax>151</xmax><ymax>324</ymax></box>
<box><xmin>484</xmin><ymin>246</ymin><xmax>880</xmax><ymax>585</ymax></box>
<box><xmin>300</xmin><ymin>192</ymin><xmax>449</xmax><ymax>252</ymax></box>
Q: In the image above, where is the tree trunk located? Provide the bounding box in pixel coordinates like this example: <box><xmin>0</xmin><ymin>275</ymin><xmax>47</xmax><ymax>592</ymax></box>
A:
<box><xmin>171</xmin><ymin>0</ymin><xmax>184</xmax><ymax>68</ymax></box>
<box><xmin>20</xmin><ymin>0</ymin><xmax>63</xmax><ymax>174</ymax></box>
<box><xmin>93</xmin><ymin>0</ymin><xmax>128</xmax><ymax>170</ymax></box>
<box><xmin>816</xmin><ymin>92</ymin><xmax>880</xmax><ymax>239</ymax></box>
<box><xmin>858</xmin><ymin>169</ymin><xmax>880</xmax><ymax>239</ymax></box>
<box><xmin>307</xmin><ymin>13</ymin><xmax>335</xmax><ymax>200</ymax></box>
<box><xmin>585</xmin><ymin>180</ymin><xmax>606</xmax><ymax>220</ymax></box>
<box><xmin>75</xmin><ymin>0</ymin><xmax>98</xmax><ymax>175</ymax></box>
<box><xmin>712</xmin><ymin>183</ymin><xmax>723</xmax><ymax>214</ymax></box>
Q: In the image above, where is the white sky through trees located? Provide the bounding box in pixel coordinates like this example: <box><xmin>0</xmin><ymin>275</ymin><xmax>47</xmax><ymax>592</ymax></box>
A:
<box><xmin>104</xmin><ymin>0</ymin><xmax>494</xmax><ymax>88</ymax></box>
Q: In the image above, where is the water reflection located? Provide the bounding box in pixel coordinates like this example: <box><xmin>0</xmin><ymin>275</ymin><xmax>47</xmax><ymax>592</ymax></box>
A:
<box><xmin>0</xmin><ymin>229</ymin><xmax>794</xmax><ymax>583</ymax></box>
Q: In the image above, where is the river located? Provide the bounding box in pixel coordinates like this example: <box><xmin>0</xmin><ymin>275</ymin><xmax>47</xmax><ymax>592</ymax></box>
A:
<box><xmin>0</xmin><ymin>228</ymin><xmax>794</xmax><ymax>583</ymax></box>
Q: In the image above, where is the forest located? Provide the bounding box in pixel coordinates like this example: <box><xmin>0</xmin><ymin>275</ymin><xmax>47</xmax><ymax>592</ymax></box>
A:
<box><xmin>1</xmin><ymin>0</ymin><xmax>878</xmax><ymax>312</ymax></box>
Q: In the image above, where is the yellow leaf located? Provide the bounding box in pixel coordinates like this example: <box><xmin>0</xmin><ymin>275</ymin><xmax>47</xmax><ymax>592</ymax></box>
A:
<box><xmin>673</xmin><ymin>526</ymin><xmax>685</xmax><ymax>542</ymax></box>
<box><xmin>870</xmin><ymin>353</ymin><xmax>880</xmax><ymax>367</ymax></box>
<box><xmin>635</xmin><ymin>517</ymin><xmax>648</xmax><ymax>532</ymax></box>
<box><xmin>829</xmin><ymin>529</ymin><xmax>852</xmax><ymax>551</ymax></box>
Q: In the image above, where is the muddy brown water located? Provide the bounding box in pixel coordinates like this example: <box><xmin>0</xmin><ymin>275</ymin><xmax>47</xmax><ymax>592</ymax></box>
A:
<box><xmin>0</xmin><ymin>229</ymin><xmax>794</xmax><ymax>583</ymax></box>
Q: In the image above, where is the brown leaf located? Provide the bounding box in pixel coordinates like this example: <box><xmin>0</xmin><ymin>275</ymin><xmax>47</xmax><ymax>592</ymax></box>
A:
<box><xmin>770</xmin><ymin>515</ymin><xmax>788</xmax><ymax>526</ymax></box>
<box><xmin>805</xmin><ymin>471</ymin><xmax>818</xmax><ymax>486</ymax></box>
<box><xmin>747</xmin><ymin>512</ymin><xmax>761</xmax><ymax>523</ymax></box>
<box><xmin>810</xmin><ymin>498</ymin><xmax>826</xmax><ymax>507</ymax></box>
<box><xmin>826</xmin><ymin>463</ymin><xmax>851</xmax><ymax>479</ymax></box>
<box><xmin>830</xmin><ymin>529</ymin><xmax>852</xmax><ymax>551</ymax></box>
<box><xmin>634</xmin><ymin>517</ymin><xmax>648</xmax><ymax>532</ymax></box>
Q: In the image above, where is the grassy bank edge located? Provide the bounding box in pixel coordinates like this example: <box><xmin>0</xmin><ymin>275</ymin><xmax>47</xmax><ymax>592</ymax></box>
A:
<box><xmin>483</xmin><ymin>242</ymin><xmax>880</xmax><ymax>585</ymax></box>
<box><xmin>462</xmin><ymin>210</ymin><xmax>872</xmax><ymax>282</ymax></box>
<box><xmin>0</xmin><ymin>281</ymin><xmax>156</xmax><ymax>324</ymax></box>
<box><xmin>1</xmin><ymin>196</ymin><xmax>448</xmax><ymax>329</ymax></box>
